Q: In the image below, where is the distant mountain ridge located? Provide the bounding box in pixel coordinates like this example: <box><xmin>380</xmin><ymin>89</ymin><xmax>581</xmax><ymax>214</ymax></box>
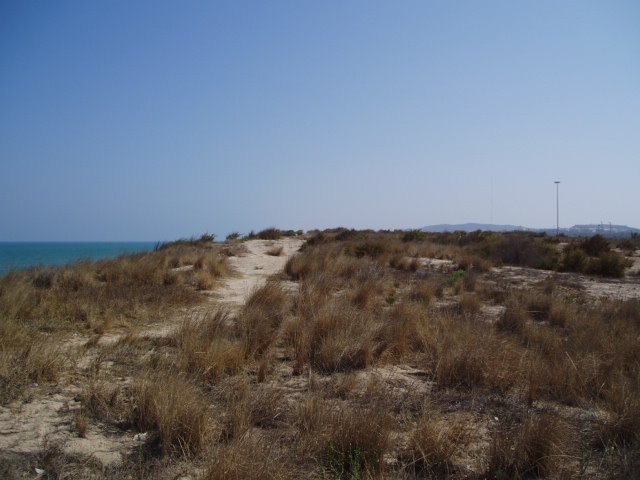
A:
<box><xmin>421</xmin><ymin>223</ymin><xmax>640</xmax><ymax>238</ymax></box>
<box><xmin>422</xmin><ymin>223</ymin><xmax>530</xmax><ymax>233</ymax></box>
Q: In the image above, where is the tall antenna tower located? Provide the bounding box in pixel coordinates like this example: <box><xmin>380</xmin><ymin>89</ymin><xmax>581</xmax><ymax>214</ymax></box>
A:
<box><xmin>554</xmin><ymin>181</ymin><xmax>560</xmax><ymax>236</ymax></box>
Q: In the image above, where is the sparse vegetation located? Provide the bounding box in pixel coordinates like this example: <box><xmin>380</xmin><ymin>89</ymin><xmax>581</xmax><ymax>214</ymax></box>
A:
<box><xmin>2</xmin><ymin>228</ymin><xmax>638</xmax><ymax>478</ymax></box>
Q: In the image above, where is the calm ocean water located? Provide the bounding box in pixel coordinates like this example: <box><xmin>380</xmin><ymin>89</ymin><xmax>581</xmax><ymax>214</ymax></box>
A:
<box><xmin>0</xmin><ymin>242</ymin><xmax>157</xmax><ymax>276</ymax></box>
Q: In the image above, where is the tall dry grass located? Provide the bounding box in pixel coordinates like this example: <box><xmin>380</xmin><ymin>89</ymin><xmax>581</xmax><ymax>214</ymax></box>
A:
<box><xmin>486</xmin><ymin>413</ymin><xmax>568</xmax><ymax>479</ymax></box>
<box><xmin>399</xmin><ymin>410</ymin><xmax>470</xmax><ymax>477</ymax></box>
<box><xmin>0</xmin><ymin>316</ymin><xmax>66</xmax><ymax>404</ymax></box>
<box><xmin>176</xmin><ymin>310</ymin><xmax>246</xmax><ymax>383</ymax></box>
<box><xmin>129</xmin><ymin>373</ymin><xmax>212</xmax><ymax>457</ymax></box>
<box><xmin>3</xmin><ymin>228</ymin><xmax>638</xmax><ymax>478</ymax></box>
<box><xmin>237</xmin><ymin>281</ymin><xmax>289</xmax><ymax>358</ymax></box>
<box><xmin>0</xmin><ymin>243</ymin><xmax>233</xmax><ymax>404</ymax></box>
<box><xmin>0</xmin><ymin>245</ymin><xmax>231</xmax><ymax>334</ymax></box>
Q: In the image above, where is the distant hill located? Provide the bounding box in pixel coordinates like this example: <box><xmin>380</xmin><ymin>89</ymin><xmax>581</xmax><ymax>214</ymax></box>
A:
<box><xmin>421</xmin><ymin>223</ymin><xmax>530</xmax><ymax>233</ymax></box>
<box><xmin>422</xmin><ymin>223</ymin><xmax>640</xmax><ymax>238</ymax></box>
<box><xmin>545</xmin><ymin>224</ymin><xmax>640</xmax><ymax>238</ymax></box>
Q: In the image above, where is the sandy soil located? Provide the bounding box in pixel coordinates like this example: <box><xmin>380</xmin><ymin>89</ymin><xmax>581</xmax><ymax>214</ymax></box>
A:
<box><xmin>0</xmin><ymin>238</ymin><xmax>304</xmax><ymax>470</ymax></box>
<box><xmin>490</xmin><ymin>264</ymin><xmax>640</xmax><ymax>301</ymax></box>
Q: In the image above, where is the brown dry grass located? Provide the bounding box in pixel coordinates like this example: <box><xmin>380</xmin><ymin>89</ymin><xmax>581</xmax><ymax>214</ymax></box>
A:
<box><xmin>238</xmin><ymin>281</ymin><xmax>289</xmax><ymax>358</ymax></box>
<box><xmin>0</xmin><ymin>242</ymin><xmax>233</xmax><ymax>405</ymax></box>
<box><xmin>129</xmin><ymin>373</ymin><xmax>212</xmax><ymax>457</ymax></box>
<box><xmin>0</xmin><ymin>317</ymin><xmax>66</xmax><ymax>404</ymax></box>
<box><xmin>203</xmin><ymin>435</ymin><xmax>297</xmax><ymax>480</ymax></box>
<box><xmin>400</xmin><ymin>409</ymin><xmax>470</xmax><ymax>477</ymax></box>
<box><xmin>300</xmin><ymin>403</ymin><xmax>391</xmax><ymax>478</ymax></box>
<box><xmin>3</xmin><ymin>229</ymin><xmax>639</xmax><ymax>478</ymax></box>
<box><xmin>176</xmin><ymin>310</ymin><xmax>246</xmax><ymax>382</ymax></box>
<box><xmin>487</xmin><ymin>413</ymin><xmax>568</xmax><ymax>479</ymax></box>
<box><xmin>266</xmin><ymin>245</ymin><xmax>284</xmax><ymax>256</ymax></box>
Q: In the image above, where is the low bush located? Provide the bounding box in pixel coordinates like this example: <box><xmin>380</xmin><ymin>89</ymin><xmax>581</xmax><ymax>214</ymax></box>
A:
<box><xmin>254</xmin><ymin>227</ymin><xmax>283</xmax><ymax>240</ymax></box>
<box><xmin>580</xmin><ymin>234</ymin><xmax>610</xmax><ymax>256</ymax></box>
<box><xmin>587</xmin><ymin>251</ymin><xmax>630</xmax><ymax>278</ymax></box>
<box><xmin>480</xmin><ymin>234</ymin><xmax>560</xmax><ymax>270</ymax></box>
<box><xmin>346</xmin><ymin>241</ymin><xmax>389</xmax><ymax>259</ymax></box>
<box><xmin>402</xmin><ymin>230</ymin><xmax>427</xmax><ymax>242</ymax></box>
<box><xmin>561</xmin><ymin>246</ymin><xmax>588</xmax><ymax>273</ymax></box>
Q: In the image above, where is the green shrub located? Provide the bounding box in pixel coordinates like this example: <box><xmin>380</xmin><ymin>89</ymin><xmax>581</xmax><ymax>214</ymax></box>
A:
<box><xmin>448</xmin><ymin>269</ymin><xmax>467</xmax><ymax>285</ymax></box>
<box><xmin>335</xmin><ymin>229</ymin><xmax>367</xmax><ymax>241</ymax></box>
<box><xmin>255</xmin><ymin>228</ymin><xmax>282</xmax><ymax>240</ymax></box>
<box><xmin>346</xmin><ymin>242</ymin><xmax>388</xmax><ymax>259</ymax></box>
<box><xmin>580</xmin><ymin>235</ymin><xmax>610</xmax><ymax>256</ymax></box>
<box><xmin>587</xmin><ymin>251</ymin><xmax>629</xmax><ymax>278</ymax></box>
<box><xmin>562</xmin><ymin>247</ymin><xmax>588</xmax><ymax>273</ymax></box>
<box><xmin>402</xmin><ymin>230</ymin><xmax>427</xmax><ymax>242</ymax></box>
<box><xmin>481</xmin><ymin>234</ymin><xmax>560</xmax><ymax>270</ymax></box>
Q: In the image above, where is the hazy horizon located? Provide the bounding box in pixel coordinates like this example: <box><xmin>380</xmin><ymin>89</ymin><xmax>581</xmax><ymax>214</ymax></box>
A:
<box><xmin>2</xmin><ymin>1</ymin><xmax>639</xmax><ymax>241</ymax></box>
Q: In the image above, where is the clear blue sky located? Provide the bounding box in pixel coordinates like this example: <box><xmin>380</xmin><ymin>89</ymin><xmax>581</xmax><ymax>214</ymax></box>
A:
<box><xmin>1</xmin><ymin>1</ymin><xmax>639</xmax><ymax>240</ymax></box>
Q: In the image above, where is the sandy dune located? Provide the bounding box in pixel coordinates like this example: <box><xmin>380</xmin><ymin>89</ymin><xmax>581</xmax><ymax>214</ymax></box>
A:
<box><xmin>0</xmin><ymin>237</ymin><xmax>303</xmax><ymax>469</ymax></box>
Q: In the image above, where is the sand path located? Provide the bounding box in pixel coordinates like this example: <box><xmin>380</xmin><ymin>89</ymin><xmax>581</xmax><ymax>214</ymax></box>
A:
<box><xmin>214</xmin><ymin>237</ymin><xmax>304</xmax><ymax>309</ymax></box>
<box><xmin>0</xmin><ymin>237</ymin><xmax>304</xmax><ymax>469</ymax></box>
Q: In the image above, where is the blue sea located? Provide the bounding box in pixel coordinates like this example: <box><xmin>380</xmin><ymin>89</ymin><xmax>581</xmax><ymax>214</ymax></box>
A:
<box><xmin>0</xmin><ymin>242</ymin><xmax>157</xmax><ymax>277</ymax></box>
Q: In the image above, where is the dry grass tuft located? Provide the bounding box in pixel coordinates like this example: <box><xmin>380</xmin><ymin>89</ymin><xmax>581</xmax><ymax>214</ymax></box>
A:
<box><xmin>0</xmin><ymin>320</ymin><xmax>65</xmax><ymax>404</ymax></box>
<box><xmin>409</xmin><ymin>281</ymin><xmax>440</xmax><ymax>304</ymax></box>
<box><xmin>349</xmin><ymin>277</ymin><xmax>387</xmax><ymax>310</ymax></box>
<box><xmin>176</xmin><ymin>310</ymin><xmax>246</xmax><ymax>382</ymax></box>
<box><xmin>487</xmin><ymin>413</ymin><xmax>568</xmax><ymax>479</ymax></box>
<box><xmin>496</xmin><ymin>302</ymin><xmax>529</xmax><ymax>335</ymax></box>
<box><xmin>459</xmin><ymin>293</ymin><xmax>481</xmax><ymax>314</ymax></box>
<box><xmin>311</xmin><ymin>405</ymin><xmax>391</xmax><ymax>478</ymax></box>
<box><xmin>203</xmin><ymin>435</ymin><xmax>295</xmax><ymax>480</ymax></box>
<box><xmin>389</xmin><ymin>255</ymin><xmax>420</xmax><ymax>272</ymax></box>
<box><xmin>193</xmin><ymin>270</ymin><xmax>216</xmax><ymax>290</ymax></box>
<box><xmin>399</xmin><ymin>410</ymin><xmax>470</xmax><ymax>476</ymax></box>
<box><xmin>130</xmin><ymin>373</ymin><xmax>211</xmax><ymax>456</ymax></box>
<box><xmin>73</xmin><ymin>413</ymin><xmax>89</xmax><ymax>438</ymax></box>
<box><xmin>238</xmin><ymin>281</ymin><xmax>289</xmax><ymax>357</ymax></box>
<box><xmin>378</xmin><ymin>302</ymin><xmax>426</xmax><ymax>359</ymax></box>
<box><xmin>266</xmin><ymin>245</ymin><xmax>284</xmax><ymax>257</ymax></box>
<box><xmin>598</xmin><ymin>387</ymin><xmax>640</xmax><ymax>448</ymax></box>
<box><xmin>248</xmin><ymin>385</ymin><xmax>288</xmax><ymax>428</ymax></box>
<box><xmin>308</xmin><ymin>304</ymin><xmax>381</xmax><ymax>373</ymax></box>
